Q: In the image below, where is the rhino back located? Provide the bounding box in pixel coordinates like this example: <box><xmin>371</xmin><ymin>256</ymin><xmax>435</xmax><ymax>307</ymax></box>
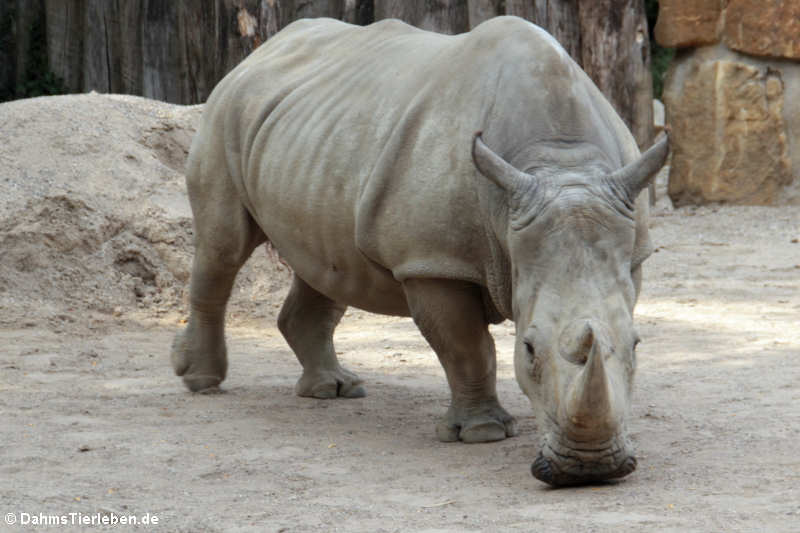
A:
<box><xmin>194</xmin><ymin>16</ymin><xmax>641</xmax><ymax>315</ymax></box>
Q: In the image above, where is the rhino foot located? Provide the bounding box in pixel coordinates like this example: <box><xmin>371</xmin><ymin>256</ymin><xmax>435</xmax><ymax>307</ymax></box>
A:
<box><xmin>436</xmin><ymin>402</ymin><xmax>518</xmax><ymax>443</ymax></box>
<box><xmin>295</xmin><ymin>367</ymin><xmax>366</xmax><ymax>399</ymax></box>
<box><xmin>171</xmin><ymin>328</ymin><xmax>227</xmax><ymax>393</ymax></box>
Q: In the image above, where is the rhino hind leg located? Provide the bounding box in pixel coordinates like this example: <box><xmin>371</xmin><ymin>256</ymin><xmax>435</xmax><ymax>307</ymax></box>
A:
<box><xmin>171</xmin><ymin>210</ymin><xmax>265</xmax><ymax>392</ymax></box>
<box><xmin>278</xmin><ymin>274</ymin><xmax>365</xmax><ymax>399</ymax></box>
<box><xmin>172</xmin><ymin>153</ymin><xmax>266</xmax><ymax>392</ymax></box>
<box><xmin>403</xmin><ymin>279</ymin><xmax>518</xmax><ymax>443</ymax></box>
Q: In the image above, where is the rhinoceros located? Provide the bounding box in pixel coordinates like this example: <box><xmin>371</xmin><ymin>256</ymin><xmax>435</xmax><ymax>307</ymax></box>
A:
<box><xmin>171</xmin><ymin>16</ymin><xmax>669</xmax><ymax>486</ymax></box>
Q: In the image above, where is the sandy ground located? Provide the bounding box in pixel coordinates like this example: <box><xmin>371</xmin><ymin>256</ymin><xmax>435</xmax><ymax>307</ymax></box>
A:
<box><xmin>1</xmin><ymin>94</ymin><xmax>799</xmax><ymax>532</ymax></box>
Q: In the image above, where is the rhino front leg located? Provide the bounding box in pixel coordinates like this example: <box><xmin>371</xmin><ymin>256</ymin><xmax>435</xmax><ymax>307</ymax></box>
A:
<box><xmin>403</xmin><ymin>279</ymin><xmax>518</xmax><ymax>443</ymax></box>
<box><xmin>278</xmin><ymin>274</ymin><xmax>365</xmax><ymax>399</ymax></box>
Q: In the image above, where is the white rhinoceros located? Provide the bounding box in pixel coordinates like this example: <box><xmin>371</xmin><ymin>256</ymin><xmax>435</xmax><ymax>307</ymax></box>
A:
<box><xmin>171</xmin><ymin>16</ymin><xmax>669</xmax><ymax>486</ymax></box>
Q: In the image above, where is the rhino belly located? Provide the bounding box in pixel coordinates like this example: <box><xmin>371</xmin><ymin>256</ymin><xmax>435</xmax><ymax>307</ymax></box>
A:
<box><xmin>248</xmin><ymin>183</ymin><xmax>411</xmax><ymax>317</ymax></box>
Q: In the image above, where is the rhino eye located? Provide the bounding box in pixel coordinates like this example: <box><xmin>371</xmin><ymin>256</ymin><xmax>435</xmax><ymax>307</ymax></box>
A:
<box><xmin>524</xmin><ymin>340</ymin><xmax>543</xmax><ymax>382</ymax></box>
<box><xmin>632</xmin><ymin>336</ymin><xmax>641</xmax><ymax>351</ymax></box>
<box><xmin>524</xmin><ymin>340</ymin><xmax>535</xmax><ymax>359</ymax></box>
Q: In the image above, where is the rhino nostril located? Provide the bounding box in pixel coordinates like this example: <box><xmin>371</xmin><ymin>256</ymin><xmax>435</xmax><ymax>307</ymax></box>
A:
<box><xmin>570</xmin><ymin>348</ymin><xmax>590</xmax><ymax>365</ymax></box>
<box><xmin>614</xmin><ymin>455</ymin><xmax>638</xmax><ymax>478</ymax></box>
<box><xmin>531</xmin><ymin>452</ymin><xmax>555</xmax><ymax>484</ymax></box>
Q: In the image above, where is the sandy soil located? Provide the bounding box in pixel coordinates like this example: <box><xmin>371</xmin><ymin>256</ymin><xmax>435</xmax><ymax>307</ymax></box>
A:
<box><xmin>1</xmin><ymin>94</ymin><xmax>799</xmax><ymax>532</ymax></box>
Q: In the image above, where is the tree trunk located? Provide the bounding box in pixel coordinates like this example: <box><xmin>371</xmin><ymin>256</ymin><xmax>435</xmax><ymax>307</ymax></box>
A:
<box><xmin>343</xmin><ymin>0</ymin><xmax>375</xmax><ymax>25</ymax></box>
<box><xmin>517</xmin><ymin>0</ymin><xmax>583</xmax><ymax>62</ymax></box>
<box><xmin>577</xmin><ymin>0</ymin><xmax>653</xmax><ymax>149</ymax></box>
<box><xmin>1</xmin><ymin>0</ymin><xmax>48</xmax><ymax>99</ymax></box>
<box><xmin>180</xmin><ymin>0</ymin><xmax>281</xmax><ymax>104</ymax></box>
<box><xmin>0</xmin><ymin>0</ymin><xmax>12</xmax><ymax>100</ymax></box>
<box><xmin>8</xmin><ymin>0</ymin><xmax>655</xmax><ymax>150</ymax></box>
<box><xmin>12</xmin><ymin>0</ymin><xmax>45</xmax><ymax>89</ymax></box>
<box><xmin>45</xmin><ymin>0</ymin><xmax>85</xmax><ymax>93</ymax></box>
<box><xmin>375</xmin><ymin>0</ymin><xmax>469</xmax><ymax>34</ymax></box>
<box><xmin>504</xmin><ymin>0</ymin><xmax>538</xmax><ymax>23</ymax></box>
<box><xmin>42</xmin><ymin>0</ymin><xmax>283</xmax><ymax>104</ymax></box>
<box><xmin>467</xmin><ymin>0</ymin><xmax>501</xmax><ymax>28</ymax></box>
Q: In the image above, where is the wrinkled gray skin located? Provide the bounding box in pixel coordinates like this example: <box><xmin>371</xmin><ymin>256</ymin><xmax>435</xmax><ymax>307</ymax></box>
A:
<box><xmin>171</xmin><ymin>16</ymin><xmax>669</xmax><ymax>486</ymax></box>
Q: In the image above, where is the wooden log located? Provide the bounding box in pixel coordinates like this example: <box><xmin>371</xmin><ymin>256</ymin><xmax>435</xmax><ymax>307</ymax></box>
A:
<box><xmin>375</xmin><ymin>0</ymin><xmax>469</xmax><ymax>34</ymax></box>
<box><xmin>45</xmin><ymin>0</ymin><xmax>85</xmax><ymax>93</ymax></box>
<box><xmin>44</xmin><ymin>0</ymin><xmax>283</xmax><ymax>104</ymax></box>
<box><xmin>343</xmin><ymin>0</ymin><xmax>375</xmax><ymax>25</ymax></box>
<box><xmin>30</xmin><ymin>0</ymin><xmax>656</xmax><ymax>147</ymax></box>
<box><xmin>4</xmin><ymin>0</ymin><xmax>48</xmax><ymax>96</ymax></box>
<box><xmin>577</xmin><ymin>0</ymin><xmax>654</xmax><ymax>149</ymax></box>
<box><xmin>467</xmin><ymin>0</ymin><xmax>501</xmax><ymax>28</ymax></box>
<box><xmin>0</xmin><ymin>0</ymin><xmax>13</xmax><ymax>99</ymax></box>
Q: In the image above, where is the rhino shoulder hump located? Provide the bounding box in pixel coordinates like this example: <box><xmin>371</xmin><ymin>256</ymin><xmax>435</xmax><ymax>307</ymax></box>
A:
<box><xmin>470</xmin><ymin>16</ymin><xmax>563</xmax><ymax>52</ymax></box>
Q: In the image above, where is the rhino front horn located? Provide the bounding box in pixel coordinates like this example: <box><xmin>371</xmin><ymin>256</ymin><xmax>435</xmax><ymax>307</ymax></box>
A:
<box><xmin>564</xmin><ymin>335</ymin><xmax>618</xmax><ymax>440</ymax></box>
<box><xmin>609</xmin><ymin>133</ymin><xmax>670</xmax><ymax>201</ymax></box>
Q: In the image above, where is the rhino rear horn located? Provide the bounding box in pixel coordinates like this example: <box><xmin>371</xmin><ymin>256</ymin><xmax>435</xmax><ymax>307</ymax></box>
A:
<box><xmin>472</xmin><ymin>132</ymin><xmax>529</xmax><ymax>192</ymax></box>
<box><xmin>609</xmin><ymin>133</ymin><xmax>670</xmax><ymax>201</ymax></box>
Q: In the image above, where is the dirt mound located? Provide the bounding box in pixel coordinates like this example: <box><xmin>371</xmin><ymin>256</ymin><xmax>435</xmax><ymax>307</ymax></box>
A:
<box><xmin>0</xmin><ymin>194</ymin><xmax>190</xmax><ymax>320</ymax></box>
<box><xmin>0</xmin><ymin>93</ymin><xmax>290</xmax><ymax>329</ymax></box>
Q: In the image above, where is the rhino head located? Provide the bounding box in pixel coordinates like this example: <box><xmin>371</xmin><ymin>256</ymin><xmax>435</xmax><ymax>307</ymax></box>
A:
<box><xmin>473</xmin><ymin>133</ymin><xmax>669</xmax><ymax>486</ymax></box>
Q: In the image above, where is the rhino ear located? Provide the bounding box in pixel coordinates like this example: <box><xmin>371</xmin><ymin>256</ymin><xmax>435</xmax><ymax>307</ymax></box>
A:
<box><xmin>609</xmin><ymin>133</ymin><xmax>670</xmax><ymax>201</ymax></box>
<box><xmin>472</xmin><ymin>132</ymin><xmax>529</xmax><ymax>192</ymax></box>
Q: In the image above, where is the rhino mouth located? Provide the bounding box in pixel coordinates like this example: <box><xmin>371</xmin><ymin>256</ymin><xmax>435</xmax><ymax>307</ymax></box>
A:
<box><xmin>531</xmin><ymin>433</ymin><xmax>636</xmax><ymax>486</ymax></box>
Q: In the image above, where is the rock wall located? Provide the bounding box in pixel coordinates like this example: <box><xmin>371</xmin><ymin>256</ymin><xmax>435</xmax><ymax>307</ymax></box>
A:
<box><xmin>657</xmin><ymin>0</ymin><xmax>800</xmax><ymax>205</ymax></box>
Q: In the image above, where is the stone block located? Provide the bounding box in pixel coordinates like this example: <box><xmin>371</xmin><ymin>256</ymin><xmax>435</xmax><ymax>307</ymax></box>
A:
<box><xmin>654</xmin><ymin>0</ymin><xmax>722</xmax><ymax>48</ymax></box>
<box><xmin>723</xmin><ymin>0</ymin><xmax>800</xmax><ymax>59</ymax></box>
<box><xmin>664</xmin><ymin>53</ymin><xmax>792</xmax><ymax>205</ymax></box>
